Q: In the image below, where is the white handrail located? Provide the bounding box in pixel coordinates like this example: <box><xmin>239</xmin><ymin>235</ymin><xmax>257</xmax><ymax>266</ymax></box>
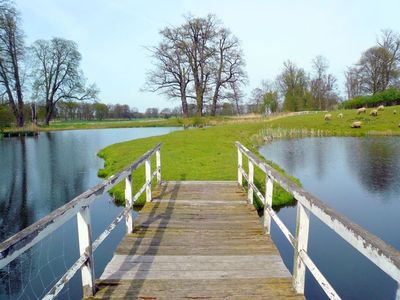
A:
<box><xmin>0</xmin><ymin>143</ymin><xmax>162</xmax><ymax>299</ymax></box>
<box><xmin>236</xmin><ymin>141</ymin><xmax>400</xmax><ymax>299</ymax></box>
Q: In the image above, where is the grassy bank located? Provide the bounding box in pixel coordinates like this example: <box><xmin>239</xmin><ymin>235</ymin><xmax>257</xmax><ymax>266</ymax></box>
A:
<box><xmin>97</xmin><ymin>121</ymin><xmax>299</xmax><ymax>209</ymax></box>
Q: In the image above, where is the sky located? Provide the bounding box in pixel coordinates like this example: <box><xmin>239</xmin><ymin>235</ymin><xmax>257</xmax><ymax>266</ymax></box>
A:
<box><xmin>17</xmin><ymin>0</ymin><xmax>400</xmax><ymax>112</ymax></box>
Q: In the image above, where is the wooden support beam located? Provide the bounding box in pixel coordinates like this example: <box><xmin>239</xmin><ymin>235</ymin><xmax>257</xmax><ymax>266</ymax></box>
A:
<box><xmin>145</xmin><ymin>159</ymin><xmax>152</xmax><ymax>202</ymax></box>
<box><xmin>293</xmin><ymin>203</ymin><xmax>310</xmax><ymax>294</ymax></box>
<box><xmin>77</xmin><ymin>206</ymin><xmax>96</xmax><ymax>297</ymax></box>
<box><xmin>263</xmin><ymin>176</ymin><xmax>273</xmax><ymax>234</ymax></box>
<box><xmin>237</xmin><ymin>148</ymin><xmax>243</xmax><ymax>186</ymax></box>
<box><xmin>156</xmin><ymin>149</ymin><xmax>161</xmax><ymax>185</ymax></box>
<box><xmin>248</xmin><ymin>160</ymin><xmax>254</xmax><ymax>204</ymax></box>
<box><xmin>125</xmin><ymin>174</ymin><xmax>133</xmax><ymax>233</ymax></box>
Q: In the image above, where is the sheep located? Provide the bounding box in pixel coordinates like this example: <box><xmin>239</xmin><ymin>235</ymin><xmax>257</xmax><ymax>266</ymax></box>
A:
<box><xmin>377</xmin><ymin>105</ymin><xmax>384</xmax><ymax>111</ymax></box>
<box><xmin>338</xmin><ymin>113</ymin><xmax>343</xmax><ymax>119</ymax></box>
<box><xmin>357</xmin><ymin>107</ymin><xmax>366</xmax><ymax>114</ymax></box>
<box><xmin>324</xmin><ymin>113</ymin><xmax>332</xmax><ymax>121</ymax></box>
<box><xmin>369</xmin><ymin>109</ymin><xmax>378</xmax><ymax>117</ymax></box>
<box><xmin>351</xmin><ymin>121</ymin><xmax>362</xmax><ymax>128</ymax></box>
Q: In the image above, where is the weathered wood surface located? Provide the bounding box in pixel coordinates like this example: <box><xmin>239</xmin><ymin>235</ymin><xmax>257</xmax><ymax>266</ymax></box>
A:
<box><xmin>92</xmin><ymin>181</ymin><xmax>303</xmax><ymax>299</ymax></box>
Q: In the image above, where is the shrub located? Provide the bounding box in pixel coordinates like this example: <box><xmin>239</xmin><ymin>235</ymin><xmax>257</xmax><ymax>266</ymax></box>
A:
<box><xmin>0</xmin><ymin>105</ymin><xmax>14</xmax><ymax>130</ymax></box>
<box><xmin>341</xmin><ymin>88</ymin><xmax>400</xmax><ymax>109</ymax></box>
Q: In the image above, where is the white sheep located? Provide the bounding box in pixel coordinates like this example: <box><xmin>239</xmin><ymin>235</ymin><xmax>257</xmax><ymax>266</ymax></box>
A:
<box><xmin>351</xmin><ymin>121</ymin><xmax>362</xmax><ymax>128</ymax></box>
<box><xmin>357</xmin><ymin>107</ymin><xmax>366</xmax><ymax>114</ymax></box>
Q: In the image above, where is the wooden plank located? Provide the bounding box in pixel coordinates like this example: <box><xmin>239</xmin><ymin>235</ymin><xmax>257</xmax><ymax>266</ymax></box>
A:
<box><xmin>92</xmin><ymin>278</ymin><xmax>303</xmax><ymax>299</ymax></box>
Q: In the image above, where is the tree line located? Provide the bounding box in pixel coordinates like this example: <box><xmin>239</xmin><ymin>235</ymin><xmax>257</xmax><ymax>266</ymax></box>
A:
<box><xmin>248</xmin><ymin>56</ymin><xmax>340</xmax><ymax>114</ymax></box>
<box><xmin>0</xmin><ymin>0</ymin><xmax>97</xmax><ymax>127</ymax></box>
<box><xmin>247</xmin><ymin>30</ymin><xmax>400</xmax><ymax>114</ymax></box>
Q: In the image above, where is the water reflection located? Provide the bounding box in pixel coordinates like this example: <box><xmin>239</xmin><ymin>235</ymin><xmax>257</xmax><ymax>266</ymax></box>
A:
<box><xmin>345</xmin><ymin>138</ymin><xmax>400</xmax><ymax>195</ymax></box>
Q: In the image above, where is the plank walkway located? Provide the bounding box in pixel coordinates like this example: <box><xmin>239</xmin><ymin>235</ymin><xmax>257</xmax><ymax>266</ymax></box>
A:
<box><xmin>91</xmin><ymin>181</ymin><xmax>303</xmax><ymax>299</ymax></box>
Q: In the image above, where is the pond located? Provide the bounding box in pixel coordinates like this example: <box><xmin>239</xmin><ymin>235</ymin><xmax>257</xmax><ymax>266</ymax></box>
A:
<box><xmin>259</xmin><ymin>137</ymin><xmax>400</xmax><ymax>300</ymax></box>
<box><xmin>0</xmin><ymin>127</ymin><xmax>180</xmax><ymax>299</ymax></box>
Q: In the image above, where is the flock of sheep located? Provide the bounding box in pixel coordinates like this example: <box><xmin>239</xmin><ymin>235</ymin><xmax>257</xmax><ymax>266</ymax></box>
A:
<box><xmin>324</xmin><ymin>105</ymin><xmax>398</xmax><ymax>128</ymax></box>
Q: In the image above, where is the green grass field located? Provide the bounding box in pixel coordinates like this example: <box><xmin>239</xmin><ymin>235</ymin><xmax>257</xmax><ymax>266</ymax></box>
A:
<box><xmin>267</xmin><ymin>106</ymin><xmax>400</xmax><ymax>136</ymax></box>
<box><xmin>97</xmin><ymin>120</ymin><xmax>299</xmax><ymax>209</ymax></box>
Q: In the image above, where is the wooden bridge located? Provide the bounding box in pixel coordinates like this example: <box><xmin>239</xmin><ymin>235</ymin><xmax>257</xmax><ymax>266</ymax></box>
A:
<box><xmin>1</xmin><ymin>142</ymin><xmax>400</xmax><ymax>299</ymax></box>
<box><xmin>94</xmin><ymin>180</ymin><xmax>301</xmax><ymax>299</ymax></box>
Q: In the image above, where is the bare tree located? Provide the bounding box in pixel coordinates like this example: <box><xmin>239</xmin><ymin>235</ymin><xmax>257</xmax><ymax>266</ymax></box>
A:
<box><xmin>210</xmin><ymin>28</ymin><xmax>246</xmax><ymax>116</ymax></box>
<box><xmin>310</xmin><ymin>56</ymin><xmax>339</xmax><ymax>110</ymax></box>
<box><xmin>377</xmin><ymin>29</ymin><xmax>400</xmax><ymax>89</ymax></box>
<box><xmin>145</xmin><ymin>14</ymin><xmax>246</xmax><ymax>117</ymax></box>
<box><xmin>345</xmin><ymin>66</ymin><xmax>363</xmax><ymax>99</ymax></box>
<box><xmin>345</xmin><ymin>29</ymin><xmax>400</xmax><ymax>98</ymax></box>
<box><xmin>144</xmin><ymin>27</ymin><xmax>191</xmax><ymax>117</ymax></box>
<box><xmin>180</xmin><ymin>15</ymin><xmax>218</xmax><ymax>116</ymax></box>
<box><xmin>358</xmin><ymin>46</ymin><xmax>389</xmax><ymax>94</ymax></box>
<box><xmin>0</xmin><ymin>0</ymin><xmax>25</xmax><ymax>127</ymax></box>
<box><xmin>30</xmin><ymin>38</ymin><xmax>98</xmax><ymax>125</ymax></box>
<box><xmin>226</xmin><ymin>81</ymin><xmax>244</xmax><ymax>115</ymax></box>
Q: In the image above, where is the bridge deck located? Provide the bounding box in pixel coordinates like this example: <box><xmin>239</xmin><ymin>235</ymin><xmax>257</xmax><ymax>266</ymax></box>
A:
<box><xmin>92</xmin><ymin>181</ymin><xmax>303</xmax><ymax>299</ymax></box>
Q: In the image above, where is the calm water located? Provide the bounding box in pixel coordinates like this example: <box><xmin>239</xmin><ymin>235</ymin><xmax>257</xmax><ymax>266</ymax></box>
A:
<box><xmin>259</xmin><ymin>137</ymin><xmax>400</xmax><ymax>300</ymax></box>
<box><xmin>0</xmin><ymin>127</ymin><xmax>180</xmax><ymax>299</ymax></box>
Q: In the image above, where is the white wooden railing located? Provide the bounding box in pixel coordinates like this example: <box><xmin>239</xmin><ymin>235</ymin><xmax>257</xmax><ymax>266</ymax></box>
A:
<box><xmin>236</xmin><ymin>141</ymin><xmax>400</xmax><ymax>300</ymax></box>
<box><xmin>0</xmin><ymin>143</ymin><xmax>162</xmax><ymax>299</ymax></box>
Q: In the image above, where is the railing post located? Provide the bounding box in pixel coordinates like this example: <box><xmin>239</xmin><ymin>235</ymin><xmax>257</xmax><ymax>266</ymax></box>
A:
<box><xmin>77</xmin><ymin>206</ymin><xmax>95</xmax><ymax>297</ymax></box>
<box><xmin>248</xmin><ymin>160</ymin><xmax>254</xmax><ymax>204</ymax></box>
<box><xmin>237</xmin><ymin>148</ymin><xmax>243</xmax><ymax>186</ymax></box>
<box><xmin>125</xmin><ymin>173</ymin><xmax>133</xmax><ymax>233</ymax></box>
<box><xmin>145</xmin><ymin>158</ymin><xmax>151</xmax><ymax>202</ymax></box>
<box><xmin>293</xmin><ymin>202</ymin><xmax>310</xmax><ymax>294</ymax></box>
<box><xmin>156</xmin><ymin>149</ymin><xmax>161</xmax><ymax>185</ymax></box>
<box><xmin>263</xmin><ymin>175</ymin><xmax>273</xmax><ymax>234</ymax></box>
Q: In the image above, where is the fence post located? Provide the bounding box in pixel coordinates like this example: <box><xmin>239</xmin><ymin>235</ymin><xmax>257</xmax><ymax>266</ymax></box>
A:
<box><xmin>237</xmin><ymin>148</ymin><xmax>243</xmax><ymax>186</ymax></box>
<box><xmin>125</xmin><ymin>173</ymin><xmax>133</xmax><ymax>233</ymax></box>
<box><xmin>77</xmin><ymin>206</ymin><xmax>95</xmax><ymax>297</ymax></box>
<box><xmin>156</xmin><ymin>149</ymin><xmax>161</xmax><ymax>185</ymax></box>
<box><xmin>293</xmin><ymin>202</ymin><xmax>310</xmax><ymax>294</ymax></box>
<box><xmin>248</xmin><ymin>160</ymin><xmax>254</xmax><ymax>204</ymax></box>
<box><xmin>263</xmin><ymin>175</ymin><xmax>273</xmax><ymax>234</ymax></box>
<box><xmin>145</xmin><ymin>159</ymin><xmax>152</xmax><ymax>202</ymax></box>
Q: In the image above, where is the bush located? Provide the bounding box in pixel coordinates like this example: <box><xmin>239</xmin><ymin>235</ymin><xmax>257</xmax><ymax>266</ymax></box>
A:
<box><xmin>0</xmin><ymin>105</ymin><xmax>14</xmax><ymax>130</ymax></box>
<box><xmin>341</xmin><ymin>88</ymin><xmax>400</xmax><ymax>109</ymax></box>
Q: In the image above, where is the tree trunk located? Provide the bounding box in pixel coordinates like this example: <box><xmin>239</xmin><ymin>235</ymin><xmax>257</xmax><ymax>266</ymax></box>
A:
<box><xmin>196</xmin><ymin>90</ymin><xmax>203</xmax><ymax>116</ymax></box>
<box><xmin>31</xmin><ymin>103</ymin><xmax>37</xmax><ymax>125</ymax></box>
<box><xmin>17</xmin><ymin>110</ymin><xmax>24</xmax><ymax>127</ymax></box>
<box><xmin>210</xmin><ymin>83</ymin><xmax>221</xmax><ymax>116</ymax></box>
<box><xmin>181</xmin><ymin>97</ymin><xmax>189</xmax><ymax>118</ymax></box>
<box><xmin>45</xmin><ymin>102</ymin><xmax>53</xmax><ymax>126</ymax></box>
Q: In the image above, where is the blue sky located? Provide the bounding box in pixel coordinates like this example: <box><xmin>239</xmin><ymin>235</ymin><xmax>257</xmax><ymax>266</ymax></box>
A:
<box><xmin>18</xmin><ymin>0</ymin><xmax>400</xmax><ymax>111</ymax></box>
